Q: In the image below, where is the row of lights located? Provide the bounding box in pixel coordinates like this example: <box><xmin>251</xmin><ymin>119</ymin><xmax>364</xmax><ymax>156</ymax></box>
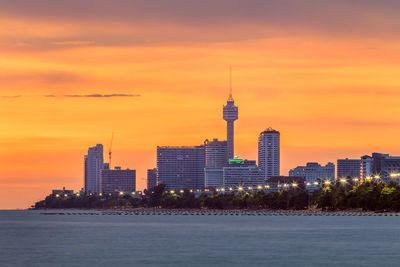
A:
<box><xmin>55</xmin><ymin>191</ymin><xmax>142</xmax><ymax>198</ymax></box>
<box><xmin>55</xmin><ymin>174</ymin><xmax>400</xmax><ymax>198</ymax></box>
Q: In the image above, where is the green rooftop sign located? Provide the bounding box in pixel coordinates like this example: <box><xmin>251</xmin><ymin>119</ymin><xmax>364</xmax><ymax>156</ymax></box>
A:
<box><xmin>229</xmin><ymin>159</ymin><xmax>243</xmax><ymax>163</ymax></box>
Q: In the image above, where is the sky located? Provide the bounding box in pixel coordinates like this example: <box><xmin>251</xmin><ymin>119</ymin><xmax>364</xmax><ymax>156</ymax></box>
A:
<box><xmin>1</xmin><ymin>0</ymin><xmax>400</xmax><ymax>209</ymax></box>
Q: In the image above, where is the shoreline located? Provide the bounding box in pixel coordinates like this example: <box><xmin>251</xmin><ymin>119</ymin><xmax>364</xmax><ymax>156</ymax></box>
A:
<box><xmin>33</xmin><ymin>208</ymin><xmax>400</xmax><ymax>216</ymax></box>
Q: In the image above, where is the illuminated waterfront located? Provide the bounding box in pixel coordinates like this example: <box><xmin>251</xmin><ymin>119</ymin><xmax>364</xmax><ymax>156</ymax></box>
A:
<box><xmin>1</xmin><ymin>210</ymin><xmax>400</xmax><ymax>266</ymax></box>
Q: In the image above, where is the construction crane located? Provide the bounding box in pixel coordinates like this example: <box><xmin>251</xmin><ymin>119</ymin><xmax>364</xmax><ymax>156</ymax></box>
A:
<box><xmin>108</xmin><ymin>132</ymin><xmax>114</xmax><ymax>169</ymax></box>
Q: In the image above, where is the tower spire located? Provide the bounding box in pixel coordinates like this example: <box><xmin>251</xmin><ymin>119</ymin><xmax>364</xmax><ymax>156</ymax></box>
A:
<box><xmin>228</xmin><ymin>66</ymin><xmax>233</xmax><ymax>101</ymax></box>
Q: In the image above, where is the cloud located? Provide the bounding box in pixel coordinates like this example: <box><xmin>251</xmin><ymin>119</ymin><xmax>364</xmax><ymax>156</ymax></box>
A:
<box><xmin>45</xmin><ymin>93</ymin><xmax>141</xmax><ymax>98</ymax></box>
<box><xmin>2</xmin><ymin>95</ymin><xmax>22</xmax><ymax>98</ymax></box>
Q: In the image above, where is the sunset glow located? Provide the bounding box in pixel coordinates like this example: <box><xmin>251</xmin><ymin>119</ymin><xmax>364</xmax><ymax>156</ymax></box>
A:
<box><xmin>1</xmin><ymin>0</ymin><xmax>400</xmax><ymax>209</ymax></box>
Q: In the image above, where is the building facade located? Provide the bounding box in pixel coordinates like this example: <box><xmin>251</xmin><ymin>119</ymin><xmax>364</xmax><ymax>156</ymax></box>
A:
<box><xmin>258</xmin><ymin>128</ymin><xmax>280</xmax><ymax>180</ymax></box>
<box><xmin>361</xmin><ymin>153</ymin><xmax>400</xmax><ymax>182</ymax></box>
<box><xmin>289</xmin><ymin>162</ymin><xmax>335</xmax><ymax>183</ymax></box>
<box><xmin>337</xmin><ymin>158</ymin><xmax>361</xmax><ymax>179</ymax></box>
<box><xmin>84</xmin><ymin>144</ymin><xmax>104</xmax><ymax>194</ymax></box>
<box><xmin>223</xmin><ymin>159</ymin><xmax>264</xmax><ymax>188</ymax></box>
<box><xmin>157</xmin><ymin>146</ymin><xmax>205</xmax><ymax>190</ymax></box>
<box><xmin>100</xmin><ymin>167</ymin><xmax>136</xmax><ymax>194</ymax></box>
<box><xmin>147</xmin><ymin>168</ymin><xmax>157</xmax><ymax>190</ymax></box>
<box><xmin>361</xmin><ymin>155</ymin><xmax>373</xmax><ymax>180</ymax></box>
<box><xmin>204</xmin><ymin>138</ymin><xmax>228</xmax><ymax>188</ymax></box>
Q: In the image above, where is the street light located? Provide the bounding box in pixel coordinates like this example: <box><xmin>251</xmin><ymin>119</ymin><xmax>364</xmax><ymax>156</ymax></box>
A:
<box><xmin>292</xmin><ymin>183</ymin><xmax>298</xmax><ymax>188</ymax></box>
<box><xmin>324</xmin><ymin>180</ymin><xmax>331</xmax><ymax>186</ymax></box>
<box><xmin>339</xmin><ymin>178</ymin><xmax>347</xmax><ymax>184</ymax></box>
<box><xmin>238</xmin><ymin>186</ymin><xmax>243</xmax><ymax>192</ymax></box>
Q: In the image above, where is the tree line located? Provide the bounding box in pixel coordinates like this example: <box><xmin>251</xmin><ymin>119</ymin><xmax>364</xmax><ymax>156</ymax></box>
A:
<box><xmin>33</xmin><ymin>179</ymin><xmax>400</xmax><ymax>211</ymax></box>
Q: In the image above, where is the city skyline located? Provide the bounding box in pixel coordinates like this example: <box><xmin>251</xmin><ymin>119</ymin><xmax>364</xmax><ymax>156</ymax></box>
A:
<box><xmin>2</xmin><ymin>0</ymin><xmax>400</xmax><ymax>209</ymax></box>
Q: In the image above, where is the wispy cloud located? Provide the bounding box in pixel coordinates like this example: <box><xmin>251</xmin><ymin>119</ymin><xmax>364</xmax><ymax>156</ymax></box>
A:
<box><xmin>51</xmin><ymin>40</ymin><xmax>94</xmax><ymax>46</ymax></box>
<box><xmin>44</xmin><ymin>93</ymin><xmax>140</xmax><ymax>98</ymax></box>
<box><xmin>2</xmin><ymin>95</ymin><xmax>22</xmax><ymax>98</ymax></box>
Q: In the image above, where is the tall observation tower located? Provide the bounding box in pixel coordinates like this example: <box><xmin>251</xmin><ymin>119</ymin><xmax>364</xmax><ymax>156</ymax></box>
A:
<box><xmin>223</xmin><ymin>68</ymin><xmax>238</xmax><ymax>160</ymax></box>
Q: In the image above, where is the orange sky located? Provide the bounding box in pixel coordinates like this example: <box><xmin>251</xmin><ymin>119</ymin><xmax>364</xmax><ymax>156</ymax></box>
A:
<box><xmin>1</xmin><ymin>1</ymin><xmax>400</xmax><ymax>209</ymax></box>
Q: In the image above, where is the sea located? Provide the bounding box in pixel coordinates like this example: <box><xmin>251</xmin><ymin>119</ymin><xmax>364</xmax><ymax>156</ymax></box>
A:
<box><xmin>1</xmin><ymin>210</ymin><xmax>400</xmax><ymax>266</ymax></box>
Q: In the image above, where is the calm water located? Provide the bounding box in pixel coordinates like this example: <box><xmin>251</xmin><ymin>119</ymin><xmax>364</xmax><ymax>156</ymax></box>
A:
<box><xmin>1</xmin><ymin>210</ymin><xmax>400</xmax><ymax>266</ymax></box>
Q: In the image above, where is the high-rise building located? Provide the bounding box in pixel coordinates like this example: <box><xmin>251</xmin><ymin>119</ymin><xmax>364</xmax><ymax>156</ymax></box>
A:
<box><xmin>258</xmin><ymin>128</ymin><xmax>280</xmax><ymax>180</ymax></box>
<box><xmin>204</xmin><ymin>139</ymin><xmax>228</xmax><ymax>188</ymax></box>
<box><xmin>100</xmin><ymin>167</ymin><xmax>136</xmax><ymax>194</ymax></box>
<box><xmin>289</xmin><ymin>162</ymin><xmax>335</xmax><ymax>183</ymax></box>
<box><xmin>157</xmin><ymin>146</ymin><xmax>205</xmax><ymax>190</ymax></box>
<box><xmin>205</xmin><ymin>139</ymin><xmax>228</xmax><ymax>168</ymax></box>
<box><xmin>223</xmin><ymin>159</ymin><xmax>264</xmax><ymax>188</ymax></box>
<box><xmin>147</xmin><ymin>168</ymin><xmax>157</xmax><ymax>190</ymax></box>
<box><xmin>84</xmin><ymin>144</ymin><xmax>104</xmax><ymax>194</ymax></box>
<box><xmin>361</xmin><ymin>153</ymin><xmax>400</xmax><ymax>182</ymax></box>
<box><xmin>223</xmin><ymin>94</ymin><xmax>238</xmax><ymax>160</ymax></box>
<box><xmin>337</xmin><ymin>158</ymin><xmax>361</xmax><ymax>179</ymax></box>
<box><xmin>361</xmin><ymin>155</ymin><xmax>373</xmax><ymax>180</ymax></box>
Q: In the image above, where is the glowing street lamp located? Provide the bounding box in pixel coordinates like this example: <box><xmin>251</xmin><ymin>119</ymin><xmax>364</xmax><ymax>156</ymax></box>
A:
<box><xmin>324</xmin><ymin>180</ymin><xmax>331</xmax><ymax>186</ymax></box>
<box><xmin>283</xmin><ymin>183</ymin><xmax>289</xmax><ymax>188</ymax></box>
<box><xmin>229</xmin><ymin>187</ymin><xmax>233</xmax><ymax>191</ymax></box>
<box><xmin>313</xmin><ymin>181</ymin><xmax>319</xmax><ymax>186</ymax></box>
<box><xmin>306</xmin><ymin>182</ymin><xmax>311</xmax><ymax>186</ymax></box>
<box><xmin>180</xmin><ymin>190</ymin><xmax>184</xmax><ymax>193</ymax></box>
<box><xmin>265</xmin><ymin>185</ymin><xmax>270</xmax><ymax>189</ymax></box>
<box><xmin>374</xmin><ymin>175</ymin><xmax>380</xmax><ymax>179</ymax></box>
<box><xmin>352</xmin><ymin>178</ymin><xmax>359</xmax><ymax>182</ymax></box>
<box><xmin>238</xmin><ymin>186</ymin><xmax>243</xmax><ymax>192</ymax></box>
<box><xmin>119</xmin><ymin>191</ymin><xmax>123</xmax><ymax>196</ymax></box>
<box><xmin>339</xmin><ymin>178</ymin><xmax>347</xmax><ymax>184</ymax></box>
<box><xmin>99</xmin><ymin>193</ymin><xmax>103</xmax><ymax>196</ymax></box>
<box><xmin>257</xmin><ymin>185</ymin><xmax>262</xmax><ymax>190</ymax></box>
<box><xmin>55</xmin><ymin>194</ymin><xmax>60</xmax><ymax>198</ymax></box>
<box><xmin>220</xmin><ymin>188</ymin><xmax>225</xmax><ymax>192</ymax></box>
<box><xmin>292</xmin><ymin>183</ymin><xmax>298</xmax><ymax>188</ymax></box>
<box><xmin>170</xmin><ymin>190</ymin><xmax>175</xmax><ymax>194</ymax></box>
<box><xmin>365</xmin><ymin>176</ymin><xmax>372</xmax><ymax>182</ymax></box>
